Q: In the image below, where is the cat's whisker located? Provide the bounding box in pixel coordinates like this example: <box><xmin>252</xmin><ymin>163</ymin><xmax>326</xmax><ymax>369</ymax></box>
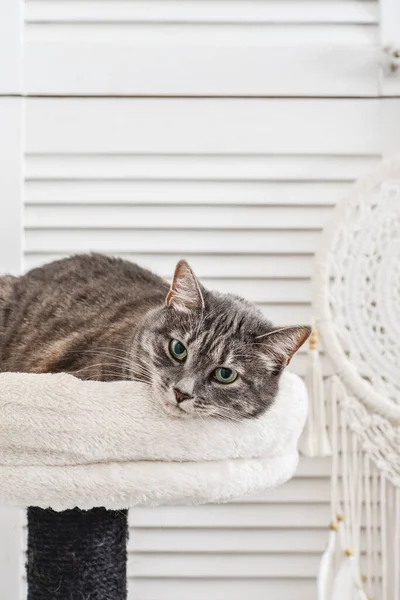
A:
<box><xmin>64</xmin><ymin>348</ymin><xmax>130</xmax><ymax>360</ymax></box>
<box><xmin>123</xmin><ymin>369</ymin><xmax>154</xmax><ymax>383</ymax></box>
<box><xmin>87</xmin><ymin>353</ymin><xmax>157</xmax><ymax>375</ymax></box>
<box><xmin>127</xmin><ymin>362</ymin><xmax>159</xmax><ymax>379</ymax></box>
<box><xmin>83</xmin><ymin>346</ymin><xmax>133</xmax><ymax>355</ymax></box>
<box><xmin>219</xmin><ymin>404</ymin><xmax>253</xmax><ymax>418</ymax></box>
<box><xmin>64</xmin><ymin>351</ymin><xmax>136</xmax><ymax>373</ymax></box>
<box><xmin>92</xmin><ymin>370</ymin><xmax>128</xmax><ymax>378</ymax></box>
<box><xmin>81</xmin><ymin>374</ymin><xmax>121</xmax><ymax>382</ymax></box>
<box><xmin>107</xmin><ymin>374</ymin><xmax>152</xmax><ymax>385</ymax></box>
<box><xmin>128</xmin><ymin>367</ymin><xmax>158</xmax><ymax>381</ymax></box>
<box><xmin>80</xmin><ymin>349</ymin><xmax>154</xmax><ymax>372</ymax></box>
<box><xmin>212</xmin><ymin>407</ymin><xmax>246</xmax><ymax>423</ymax></box>
<box><xmin>216</xmin><ymin>415</ymin><xmax>242</xmax><ymax>425</ymax></box>
<box><xmin>79</xmin><ymin>369</ymin><xmax>153</xmax><ymax>385</ymax></box>
<box><xmin>128</xmin><ymin>369</ymin><xmax>154</xmax><ymax>380</ymax></box>
<box><xmin>72</xmin><ymin>362</ymin><xmax>126</xmax><ymax>375</ymax></box>
<box><xmin>194</xmin><ymin>412</ymin><xmax>210</xmax><ymax>425</ymax></box>
<box><xmin>127</xmin><ymin>359</ymin><xmax>158</xmax><ymax>372</ymax></box>
<box><xmin>72</xmin><ymin>361</ymin><xmax>156</xmax><ymax>386</ymax></box>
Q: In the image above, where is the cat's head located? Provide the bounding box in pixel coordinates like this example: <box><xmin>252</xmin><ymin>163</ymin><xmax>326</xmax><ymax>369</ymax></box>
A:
<box><xmin>131</xmin><ymin>260</ymin><xmax>311</xmax><ymax>420</ymax></box>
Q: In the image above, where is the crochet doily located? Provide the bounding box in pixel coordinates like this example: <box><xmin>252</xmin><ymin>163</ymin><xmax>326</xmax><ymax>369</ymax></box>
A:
<box><xmin>314</xmin><ymin>157</ymin><xmax>400</xmax><ymax>415</ymax></box>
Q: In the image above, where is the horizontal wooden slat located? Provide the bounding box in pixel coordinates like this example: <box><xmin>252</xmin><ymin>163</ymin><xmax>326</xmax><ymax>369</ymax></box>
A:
<box><xmin>127</xmin><ymin>552</ymin><xmax>321</xmax><ymax>578</ymax></box>
<box><xmin>127</xmin><ymin>578</ymin><xmax>317</xmax><ymax>600</ymax></box>
<box><xmin>25</xmin><ymin>100</ymin><xmax>383</xmax><ymax>154</ymax></box>
<box><xmin>286</xmin><ymin>457</ymin><xmax>331</xmax><ymax>478</ymax></box>
<box><xmin>25</xmin><ymin>204</ymin><xmax>331</xmax><ymax>230</ymax></box>
<box><xmin>229</xmin><ymin>477</ymin><xmax>330</xmax><ymax>504</ymax></box>
<box><xmin>23</xmin><ymin>29</ymin><xmax>378</xmax><ymax>96</ymax></box>
<box><xmin>290</xmin><ymin>352</ymin><xmax>333</xmax><ymax>377</ymax></box>
<box><xmin>129</xmin><ymin>526</ymin><xmax>380</xmax><ymax>555</ymax></box>
<box><xmin>24</xmin><ymin>180</ymin><xmax>350</xmax><ymax>206</ymax></box>
<box><xmin>128</xmin><ymin>504</ymin><xmax>330</xmax><ymax>528</ymax></box>
<box><xmin>128</xmin><ymin>499</ymin><xmax>378</xmax><ymax>531</ymax></box>
<box><xmin>258</xmin><ymin>304</ymin><xmax>312</xmax><ymax>325</ymax></box>
<box><xmin>26</xmin><ymin>23</ymin><xmax>376</xmax><ymax>45</ymax></box>
<box><xmin>24</xmin><ymin>229</ymin><xmax>320</xmax><ymax>254</ymax></box>
<box><xmin>184</xmin><ymin>279</ymin><xmax>312</xmax><ymax>303</ymax></box>
<box><xmin>98</xmin><ymin>277</ymin><xmax>311</xmax><ymax>305</ymax></box>
<box><xmin>25</xmin><ymin>154</ymin><xmax>380</xmax><ymax>182</ymax></box>
<box><xmin>19</xmin><ymin>573</ymin><xmax>321</xmax><ymax>600</ymax></box>
<box><xmin>22</xmin><ymin>253</ymin><xmax>316</xmax><ymax>278</ymax></box>
<box><xmin>25</xmin><ymin>1</ymin><xmax>379</xmax><ymax>25</ymax></box>
<box><xmin>128</xmin><ymin>527</ymin><xmax>329</xmax><ymax>553</ymax></box>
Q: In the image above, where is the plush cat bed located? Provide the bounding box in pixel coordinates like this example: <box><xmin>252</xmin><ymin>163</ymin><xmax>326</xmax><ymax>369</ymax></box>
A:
<box><xmin>0</xmin><ymin>370</ymin><xmax>307</xmax><ymax>510</ymax></box>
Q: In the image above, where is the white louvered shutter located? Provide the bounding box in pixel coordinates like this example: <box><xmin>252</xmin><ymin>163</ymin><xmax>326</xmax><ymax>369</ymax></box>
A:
<box><xmin>20</xmin><ymin>1</ymin><xmax>380</xmax><ymax>96</ymax></box>
<box><xmin>1</xmin><ymin>1</ymin><xmax>400</xmax><ymax>600</ymax></box>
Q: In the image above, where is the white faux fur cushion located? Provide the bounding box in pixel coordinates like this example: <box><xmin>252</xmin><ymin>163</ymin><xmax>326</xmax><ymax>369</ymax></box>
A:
<box><xmin>0</xmin><ymin>370</ymin><xmax>307</xmax><ymax>510</ymax></box>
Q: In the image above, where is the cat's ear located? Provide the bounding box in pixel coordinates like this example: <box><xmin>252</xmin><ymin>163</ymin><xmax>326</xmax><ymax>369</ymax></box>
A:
<box><xmin>256</xmin><ymin>326</ymin><xmax>311</xmax><ymax>371</ymax></box>
<box><xmin>166</xmin><ymin>260</ymin><xmax>205</xmax><ymax>311</ymax></box>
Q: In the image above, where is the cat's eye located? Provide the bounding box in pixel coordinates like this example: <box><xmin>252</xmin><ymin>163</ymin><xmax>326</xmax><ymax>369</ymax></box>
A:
<box><xmin>213</xmin><ymin>367</ymin><xmax>238</xmax><ymax>384</ymax></box>
<box><xmin>169</xmin><ymin>339</ymin><xmax>188</xmax><ymax>361</ymax></box>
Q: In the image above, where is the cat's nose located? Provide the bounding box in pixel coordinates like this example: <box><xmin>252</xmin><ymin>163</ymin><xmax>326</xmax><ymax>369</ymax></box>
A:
<box><xmin>173</xmin><ymin>388</ymin><xmax>193</xmax><ymax>404</ymax></box>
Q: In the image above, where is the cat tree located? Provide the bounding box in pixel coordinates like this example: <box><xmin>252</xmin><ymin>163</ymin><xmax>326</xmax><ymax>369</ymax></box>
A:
<box><xmin>0</xmin><ymin>369</ymin><xmax>307</xmax><ymax>599</ymax></box>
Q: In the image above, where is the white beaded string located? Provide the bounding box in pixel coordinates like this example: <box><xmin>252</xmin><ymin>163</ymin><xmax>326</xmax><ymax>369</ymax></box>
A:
<box><xmin>394</xmin><ymin>487</ymin><xmax>400</xmax><ymax>600</ymax></box>
<box><xmin>380</xmin><ymin>474</ymin><xmax>388</xmax><ymax>600</ymax></box>
<box><xmin>340</xmin><ymin>403</ymin><xmax>351</xmax><ymax>554</ymax></box>
<box><xmin>346</xmin><ymin>427</ymin><xmax>365</xmax><ymax>592</ymax></box>
<box><xmin>327</xmin><ymin>376</ymin><xmax>342</xmax><ymax>578</ymax></box>
<box><xmin>329</xmin><ymin>377</ymin><xmax>339</xmax><ymax>524</ymax></box>
<box><xmin>363</xmin><ymin>453</ymin><xmax>373</xmax><ymax>598</ymax></box>
<box><xmin>371</xmin><ymin>464</ymin><xmax>379</xmax><ymax>599</ymax></box>
<box><xmin>354</xmin><ymin>434</ymin><xmax>363</xmax><ymax>585</ymax></box>
<box><xmin>387</xmin><ymin>481</ymin><xmax>394</xmax><ymax>600</ymax></box>
<box><xmin>349</xmin><ymin>431</ymin><xmax>357</xmax><ymax>553</ymax></box>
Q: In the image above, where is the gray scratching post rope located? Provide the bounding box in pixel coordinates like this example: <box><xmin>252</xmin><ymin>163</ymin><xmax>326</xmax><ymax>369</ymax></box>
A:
<box><xmin>27</xmin><ymin>507</ymin><xmax>128</xmax><ymax>600</ymax></box>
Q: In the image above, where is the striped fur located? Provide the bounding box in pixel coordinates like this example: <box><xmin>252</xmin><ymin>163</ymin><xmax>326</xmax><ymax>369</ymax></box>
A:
<box><xmin>0</xmin><ymin>254</ymin><xmax>310</xmax><ymax>420</ymax></box>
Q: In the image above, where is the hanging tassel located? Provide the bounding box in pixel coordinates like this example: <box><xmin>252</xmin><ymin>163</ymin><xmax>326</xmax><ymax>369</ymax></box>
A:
<box><xmin>332</xmin><ymin>399</ymin><xmax>367</xmax><ymax>600</ymax></box>
<box><xmin>317</xmin><ymin>378</ymin><xmax>341</xmax><ymax>600</ymax></box>
<box><xmin>299</xmin><ymin>327</ymin><xmax>331</xmax><ymax>457</ymax></box>
<box><xmin>317</xmin><ymin>522</ymin><xmax>338</xmax><ymax>600</ymax></box>
<box><xmin>394</xmin><ymin>488</ymin><xmax>400</xmax><ymax>600</ymax></box>
<box><xmin>332</xmin><ymin>552</ymin><xmax>369</xmax><ymax>600</ymax></box>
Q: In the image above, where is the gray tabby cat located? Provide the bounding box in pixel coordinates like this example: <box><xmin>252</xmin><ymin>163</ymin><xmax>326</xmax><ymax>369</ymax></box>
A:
<box><xmin>0</xmin><ymin>254</ymin><xmax>310</xmax><ymax>420</ymax></box>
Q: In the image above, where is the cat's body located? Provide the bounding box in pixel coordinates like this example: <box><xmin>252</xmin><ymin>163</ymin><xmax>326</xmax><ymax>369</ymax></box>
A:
<box><xmin>0</xmin><ymin>254</ymin><xmax>310</xmax><ymax>420</ymax></box>
<box><xmin>0</xmin><ymin>254</ymin><xmax>169</xmax><ymax>378</ymax></box>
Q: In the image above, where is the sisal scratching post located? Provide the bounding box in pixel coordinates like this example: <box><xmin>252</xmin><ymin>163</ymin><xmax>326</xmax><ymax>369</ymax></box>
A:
<box><xmin>27</xmin><ymin>508</ymin><xmax>128</xmax><ymax>600</ymax></box>
<box><xmin>0</xmin><ymin>370</ymin><xmax>308</xmax><ymax>599</ymax></box>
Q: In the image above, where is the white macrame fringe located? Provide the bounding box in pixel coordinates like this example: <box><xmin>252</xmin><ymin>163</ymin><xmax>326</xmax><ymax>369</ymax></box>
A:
<box><xmin>299</xmin><ymin>327</ymin><xmax>331</xmax><ymax>457</ymax></box>
<box><xmin>318</xmin><ymin>527</ymin><xmax>337</xmax><ymax>600</ymax></box>
<box><xmin>317</xmin><ymin>375</ymin><xmax>339</xmax><ymax>600</ymax></box>
<box><xmin>317</xmin><ymin>375</ymin><xmax>400</xmax><ymax>600</ymax></box>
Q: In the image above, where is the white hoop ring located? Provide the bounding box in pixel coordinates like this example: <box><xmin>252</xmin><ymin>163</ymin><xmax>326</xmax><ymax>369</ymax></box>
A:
<box><xmin>313</xmin><ymin>156</ymin><xmax>400</xmax><ymax>424</ymax></box>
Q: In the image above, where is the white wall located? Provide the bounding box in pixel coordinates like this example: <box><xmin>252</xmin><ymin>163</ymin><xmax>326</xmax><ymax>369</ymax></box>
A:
<box><xmin>1</xmin><ymin>1</ymin><xmax>400</xmax><ymax>599</ymax></box>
